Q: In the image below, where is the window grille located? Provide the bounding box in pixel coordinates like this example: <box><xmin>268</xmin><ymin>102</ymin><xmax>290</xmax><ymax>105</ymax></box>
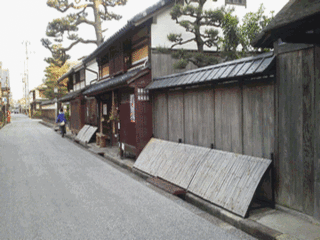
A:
<box><xmin>80</xmin><ymin>69</ymin><xmax>85</xmax><ymax>81</ymax></box>
<box><xmin>137</xmin><ymin>88</ymin><xmax>149</xmax><ymax>101</ymax></box>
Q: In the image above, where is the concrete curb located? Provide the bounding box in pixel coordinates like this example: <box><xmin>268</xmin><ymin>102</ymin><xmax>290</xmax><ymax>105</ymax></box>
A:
<box><xmin>185</xmin><ymin>193</ymin><xmax>282</xmax><ymax>240</ymax></box>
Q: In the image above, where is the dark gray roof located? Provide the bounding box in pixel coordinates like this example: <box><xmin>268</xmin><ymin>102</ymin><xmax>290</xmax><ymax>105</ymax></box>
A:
<box><xmin>57</xmin><ymin>67</ymin><xmax>76</xmax><ymax>83</ymax></box>
<box><xmin>252</xmin><ymin>0</ymin><xmax>320</xmax><ymax>48</ymax></box>
<box><xmin>58</xmin><ymin>89</ymin><xmax>84</xmax><ymax>103</ymax></box>
<box><xmin>83</xmin><ymin>66</ymin><xmax>145</xmax><ymax>96</ymax></box>
<box><xmin>147</xmin><ymin>52</ymin><xmax>275</xmax><ymax>90</ymax></box>
<box><xmin>83</xmin><ymin>0</ymin><xmax>174</xmax><ymax>64</ymax></box>
<box><xmin>31</xmin><ymin>99</ymin><xmax>49</xmax><ymax>104</ymax></box>
<box><xmin>41</xmin><ymin>99</ymin><xmax>57</xmax><ymax>105</ymax></box>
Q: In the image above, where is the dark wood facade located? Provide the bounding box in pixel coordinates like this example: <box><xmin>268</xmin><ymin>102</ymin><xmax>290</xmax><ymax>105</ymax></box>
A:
<box><xmin>70</xmin><ymin>97</ymin><xmax>86</xmax><ymax>134</ymax></box>
<box><xmin>58</xmin><ymin>64</ymin><xmax>98</xmax><ymax>135</ymax></box>
<box><xmin>83</xmin><ymin>24</ymin><xmax>153</xmax><ymax>158</ymax></box>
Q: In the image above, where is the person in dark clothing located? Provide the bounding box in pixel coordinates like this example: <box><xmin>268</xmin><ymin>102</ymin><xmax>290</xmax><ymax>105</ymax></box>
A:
<box><xmin>56</xmin><ymin>108</ymin><xmax>67</xmax><ymax>137</ymax></box>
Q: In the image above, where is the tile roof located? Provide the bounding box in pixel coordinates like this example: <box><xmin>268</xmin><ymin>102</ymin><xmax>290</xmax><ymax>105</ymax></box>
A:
<box><xmin>83</xmin><ymin>66</ymin><xmax>145</xmax><ymax>96</ymax></box>
<box><xmin>58</xmin><ymin>89</ymin><xmax>84</xmax><ymax>103</ymax></box>
<box><xmin>147</xmin><ymin>52</ymin><xmax>275</xmax><ymax>90</ymax></box>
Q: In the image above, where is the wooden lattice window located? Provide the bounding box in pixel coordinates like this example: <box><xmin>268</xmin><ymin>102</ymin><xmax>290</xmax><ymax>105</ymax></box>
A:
<box><xmin>137</xmin><ymin>88</ymin><xmax>149</xmax><ymax>101</ymax></box>
<box><xmin>132</xmin><ymin>45</ymin><xmax>148</xmax><ymax>64</ymax></box>
<box><xmin>101</xmin><ymin>63</ymin><xmax>110</xmax><ymax>77</ymax></box>
<box><xmin>80</xmin><ymin>69</ymin><xmax>85</xmax><ymax>81</ymax></box>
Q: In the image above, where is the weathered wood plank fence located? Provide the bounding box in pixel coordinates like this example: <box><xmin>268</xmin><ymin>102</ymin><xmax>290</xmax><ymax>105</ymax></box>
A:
<box><xmin>152</xmin><ymin>80</ymin><xmax>275</xmax><ymax>159</ymax></box>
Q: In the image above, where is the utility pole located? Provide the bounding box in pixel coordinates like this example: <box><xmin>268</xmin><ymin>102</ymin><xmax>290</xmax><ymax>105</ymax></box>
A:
<box><xmin>22</xmin><ymin>41</ymin><xmax>30</xmax><ymax>117</ymax></box>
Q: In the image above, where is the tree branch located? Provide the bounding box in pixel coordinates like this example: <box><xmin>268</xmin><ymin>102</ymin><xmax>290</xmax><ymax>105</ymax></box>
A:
<box><xmin>46</xmin><ymin>0</ymin><xmax>91</xmax><ymax>13</ymax></box>
<box><xmin>170</xmin><ymin>38</ymin><xmax>196</xmax><ymax>49</ymax></box>
<box><xmin>63</xmin><ymin>38</ymin><xmax>98</xmax><ymax>51</ymax></box>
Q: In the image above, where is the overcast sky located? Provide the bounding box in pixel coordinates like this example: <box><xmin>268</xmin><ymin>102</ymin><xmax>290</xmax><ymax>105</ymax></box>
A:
<box><xmin>0</xmin><ymin>0</ymin><xmax>288</xmax><ymax>100</ymax></box>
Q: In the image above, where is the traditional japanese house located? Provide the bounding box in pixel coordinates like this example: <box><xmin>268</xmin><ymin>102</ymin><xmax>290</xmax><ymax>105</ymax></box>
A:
<box><xmin>41</xmin><ymin>99</ymin><xmax>58</xmax><ymax>123</ymax></box>
<box><xmin>29</xmin><ymin>84</ymin><xmax>48</xmax><ymax>117</ymax></box>
<box><xmin>82</xmin><ymin>25</ymin><xmax>153</xmax><ymax>157</ymax></box>
<box><xmin>82</xmin><ymin>0</ymin><xmax>200</xmax><ymax>157</ymax></box>
<box><xmin>58</xmin><ymin>60</ymin><xmax>99</xmax><ymax>134</ymax></box>
<box><xmin>252</xmin><ymin>0</ymin><xmax>320</xmax><ymax>221</ymax></box>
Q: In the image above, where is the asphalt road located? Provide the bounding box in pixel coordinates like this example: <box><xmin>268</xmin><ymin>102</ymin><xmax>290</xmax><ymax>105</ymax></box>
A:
<box><xmin>0</xmin><ymin>114</ymin><xmax>256</xmax><ymax>239</ymax></box>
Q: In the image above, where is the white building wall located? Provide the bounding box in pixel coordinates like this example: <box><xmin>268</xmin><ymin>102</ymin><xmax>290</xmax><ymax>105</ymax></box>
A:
<box><xmin>85</xmin><ymin>61</ymin><xmax>98</xmax><ymax>86</ymax></box>
<box><xmin>1</xmin><ymin>69</ymin><xmax>10</xmax><ymax>89</ymax></box>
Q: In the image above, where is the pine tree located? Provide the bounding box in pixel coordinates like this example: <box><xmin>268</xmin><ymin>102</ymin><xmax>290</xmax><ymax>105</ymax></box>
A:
<box><xmin>41</xmin><ymin>0</ymin><xmax>127</xmax><ymax>67</ymax></box>
<box><xmin>41</xmin><ymin>62</ymin><xmax>75</xmax><ymax>100</ymax></box>
<box><xmin>158</xmin><ymin>0</ymin><xmax>224</xmax><ymax>69</ymax></box>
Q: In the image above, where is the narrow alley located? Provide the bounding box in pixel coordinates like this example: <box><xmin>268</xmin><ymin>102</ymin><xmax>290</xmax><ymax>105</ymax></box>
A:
<box><xmin>0</xmin><ymin>114</ymin><xmax>256</xmax><ymax>239</ymax></box>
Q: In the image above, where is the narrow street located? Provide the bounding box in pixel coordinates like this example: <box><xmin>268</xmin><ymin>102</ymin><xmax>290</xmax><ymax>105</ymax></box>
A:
<box><xmin>0</xmin><ymin>114</ymin><xmax>256</xmax><ymax>239</ymax></box>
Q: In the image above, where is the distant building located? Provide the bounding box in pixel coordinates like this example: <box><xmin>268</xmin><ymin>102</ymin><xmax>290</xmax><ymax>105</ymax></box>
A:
<box><xmin>0</xmin><ymin>62</ymin><xmax>10</xmax><ymax>117</ymax></box>
<box><xmin>29</xmin><ymin>84</ymin><xmax>48</xmax><ymax>117</ymax></box>
<box><xmin>225</xmin><ymin>0</ymin><xmax>246</xmax><ymax>8</ymax></box>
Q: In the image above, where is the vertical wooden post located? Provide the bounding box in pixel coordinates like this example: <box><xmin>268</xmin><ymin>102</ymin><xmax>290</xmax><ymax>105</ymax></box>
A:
<box><xmin>271</xmin><ymin>152</ymin><xmax>276</xmax><ymax>209</ymax></box>
<box><xmin>112</xmin><ymin>90</ymin><xmax>115</xmax><ymax>134</ymax></box>
<box><xmin>100</xmin><ymin>101</ymin><xmax>103</xmax><ymax>134</ymax></box>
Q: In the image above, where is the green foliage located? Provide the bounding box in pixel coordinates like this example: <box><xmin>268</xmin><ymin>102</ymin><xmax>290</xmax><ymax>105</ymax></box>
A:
<box><xmin>32</xmin><ymin>111</ymin><xmax>42</xmax><ymax>119</ymax></box>
<box><xmin>220</xmin><ymin>8</ymin><xmax>241</xmax><ymax>60</ymax></box>
<box><xmin>221</xmin><ymin>4</ymin><xmax>274</xmax><ymax>60</ymax></box>
<box><xmin>42</xmin><ymin>0</ymin><xmax>128</xmax><ymax>67</ymax></box>
<box><xmin>165</xmin><ymin>0</ymin><xmax>222</xmax><ymax>68</ymax></box>
<box><xmin>170</xmin><ymin>49</ymin><xmax>218</xmax><ymax>69</ymax></box>
<box><xmin>0</xmin><ymin>111</ymin><xmax>3</xmax><ymax>124</ymax></box>
<box><xmin>156</xmin><ymin>46</ymin><xmax>171</xmax><ymax>54</ymax></box>
<box><xmin>41</xmin><ymin>62</ymin><xmax>72</xmax><ymax>100</ymax></box>
<box><xmin>173</xmin><ymin>59</ymin><xmax>189</xmax><ymax>69</ymax></box>
<box><xmin>240</xmin><ymin>4</ymin><xmax>274</xmax><ymax>52</ymax></box>
<box><xmin>65</xmin><ymin>107</ymin><xmax>70</xmax><ymax>121</ymax></box>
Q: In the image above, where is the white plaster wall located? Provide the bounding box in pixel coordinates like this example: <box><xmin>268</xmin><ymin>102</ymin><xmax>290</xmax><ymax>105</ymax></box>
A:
<box><xmin>85</xmin><ymin>61</ymin><xmax>98</xmax><ymax>86</ymax></box>
<box><xmin>151</xmin><ymin>0</ymin><xmax>280</xmax><ymax>51</ymax></box>
<box><xmin>36</xmin><ymin>90</ymin><xmax>40</xmax><ymax>99</ymax></box>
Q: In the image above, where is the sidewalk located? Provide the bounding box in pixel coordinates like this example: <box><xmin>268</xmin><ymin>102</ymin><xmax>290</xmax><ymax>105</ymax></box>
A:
<box><xmin>40</xmin><ymin>120</ymin><xmax>320</xmax><ymax>240</ymax></box>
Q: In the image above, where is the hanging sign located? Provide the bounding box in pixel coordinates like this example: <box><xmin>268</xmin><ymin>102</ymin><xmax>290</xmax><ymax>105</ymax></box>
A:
<box><xmin>103</xmin><ymin>104</ymin><xmax>108</xmax><ymax>115</ymax></box>
<box><xmin>130</xmin><ymin>94</ymin><xmax>135</xmax><ymax>123</ymax></box>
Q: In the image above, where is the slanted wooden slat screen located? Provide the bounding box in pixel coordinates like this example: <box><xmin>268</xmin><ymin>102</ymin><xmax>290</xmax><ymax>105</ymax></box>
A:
<box><xmin>75</xmin><ymin>125</ymin><xmax>98</xmax><ymax>144</ymax></box>
<box><xmin>75</xmin><ymin>125</ymin><xmax>90</xmax><ymax>142</ymax></box>
<box><xmin>188</xmin><ymin>150</ymin><xmax>271</xmax><ymax>217</ymax></box>
<box><xmin>134</xmin><ymin>138</ymin><xmax>271</xmax><ymax>217</ymax></box>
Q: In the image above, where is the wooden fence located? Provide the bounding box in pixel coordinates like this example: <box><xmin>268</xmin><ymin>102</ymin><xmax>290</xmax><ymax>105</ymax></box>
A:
<box><xmin>276</xmin><ymin>46</ymin><xmax>319</xmax><ymax>217</ymax></box>
<box><xmin>152</xmin><ymin>79</ymin><xmax>275</xmax><ymax>159</ymax></box>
